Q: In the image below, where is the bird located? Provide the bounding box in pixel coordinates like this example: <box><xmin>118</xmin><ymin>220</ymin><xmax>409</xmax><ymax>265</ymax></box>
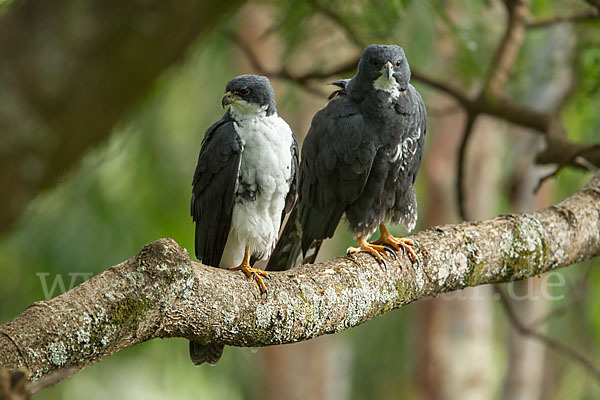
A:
<box><xmin>267</xmin><ymin>44</ymin><xmax>426</xmax><ymax>271</ymax></box>
<box><xmin>190</xmin><ymin>74</ymin><xmax>298</xmax><ymax>365</ymax></box>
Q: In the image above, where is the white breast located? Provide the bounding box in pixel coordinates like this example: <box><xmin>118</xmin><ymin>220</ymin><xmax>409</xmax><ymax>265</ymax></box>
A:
<box><xmin>219</xmin><ymin>112</ymin><xmax>294</xmax><ymax>268</ymax></box>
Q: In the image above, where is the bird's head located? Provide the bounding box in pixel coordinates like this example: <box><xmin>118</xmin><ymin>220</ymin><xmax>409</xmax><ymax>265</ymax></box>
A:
<box><xmin>357</xmin><ymin>44</ymin><xmax>410</xmax><ymax>92</ymax></box>
<box><xmin>222</xmin><ymin>75</ymin><xmax>276</xmax><ymax>118</ymax></box>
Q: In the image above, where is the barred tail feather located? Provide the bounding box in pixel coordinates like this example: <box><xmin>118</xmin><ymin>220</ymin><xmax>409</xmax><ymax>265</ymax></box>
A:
<box><xmin>301</xmin><ymin>239</ymin><xmax>323</xmax><ymax>265</ymax></box>
<box><xmin>189</xmin><ymin>341</ymin><xmax>224</xmax><ymax>366</ymax></box>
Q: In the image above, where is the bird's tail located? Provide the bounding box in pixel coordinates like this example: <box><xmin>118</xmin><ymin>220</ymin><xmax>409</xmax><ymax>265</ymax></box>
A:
<box><xmin>267</xmin><ymin>206</ymin><xmax>324</xmax><ymax>270</ymax></box>
<box><xmin>301</xmin><ymin>239</ymin><xmax>323</xmax><ymax>265</ymax></box>
<box><xmin>189</xmin><ymin>341</ymin><xmax>224</xmax><ymax>366</ymax></box>
<box><xmin>267</xmin><ymin>206</ymin><xmax>303</xmax><ymax>271</ymax></box>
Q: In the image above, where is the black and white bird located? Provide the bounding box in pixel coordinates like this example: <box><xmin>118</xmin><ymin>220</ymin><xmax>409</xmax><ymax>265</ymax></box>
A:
<box><xmin>190</xmin><ymin>74</ymin><xmax>298</xmax><ymax>365</ymax></box>
<box><xmin>267</xmin><ymin>44</ymin><xmax>426</xmax><ymax>271</ymax></box>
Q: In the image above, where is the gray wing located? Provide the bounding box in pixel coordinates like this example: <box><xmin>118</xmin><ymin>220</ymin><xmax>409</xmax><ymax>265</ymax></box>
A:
<box><xmin>191</xmin><ymin>117</ymin><xmax>243</xmax><ymax>267</ymax></box>
<box><xmin>299</xmin><ymin>97</ymin><xmax>378</xmax><ymax>253</ymax></box>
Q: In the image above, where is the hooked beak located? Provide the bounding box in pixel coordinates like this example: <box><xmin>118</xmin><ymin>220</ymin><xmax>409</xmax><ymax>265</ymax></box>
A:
<box><xmin>222</xmin><ymin>91</ymin><xmax>238</xmax><ymax>108</ymax></box>
<box><xmin>383</xmin><ymin>61</ymin><xmax>394</xmax><ymax>81</ymax></box>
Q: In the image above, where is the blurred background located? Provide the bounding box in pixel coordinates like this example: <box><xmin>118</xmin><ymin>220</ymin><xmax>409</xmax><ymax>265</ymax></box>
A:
<box><xmin>1</xmin><ymin>0</ymin><xmax>599</xmax><ymax>399</ymax></box>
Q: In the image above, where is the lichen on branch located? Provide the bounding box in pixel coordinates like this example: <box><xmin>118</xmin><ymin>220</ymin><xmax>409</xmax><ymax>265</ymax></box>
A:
<box><xmin>0</xmin><ymin>173</ymin><xmax>599</xmax><ymax>389</ymax></box>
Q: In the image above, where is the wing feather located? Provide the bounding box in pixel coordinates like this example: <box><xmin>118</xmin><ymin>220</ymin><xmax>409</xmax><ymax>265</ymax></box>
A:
<box><xmin>299</xmin><ymin>98</ymin><xmax>378</xmax><ymax>250</ymax></box>
<box><xmin>191</xmin><ymin>117</ymin><xmax>243</xmax><ymax>267</ymax></box>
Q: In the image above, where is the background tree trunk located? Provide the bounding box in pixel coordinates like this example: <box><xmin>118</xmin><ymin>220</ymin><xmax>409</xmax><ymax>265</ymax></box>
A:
<box><xmin>0</xmin><ymin>0</ymin><xmax>243</xmax><ymax>235</ymax></box>
<box><xmin>501</xmin><ymin>23</ymin><xmax>576</xmax><ymax>400</ymax></box>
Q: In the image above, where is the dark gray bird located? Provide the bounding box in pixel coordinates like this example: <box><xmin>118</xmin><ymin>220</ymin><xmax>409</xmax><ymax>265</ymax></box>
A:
<box><xmin>267</xmin><ymin>44</ymin><xmax>426</xmax><ymax>271</ymax></box>
<box><xmin>190</xmin><ymin>74</ymin><xmax>298</xmax><ymax>365</ymax></box>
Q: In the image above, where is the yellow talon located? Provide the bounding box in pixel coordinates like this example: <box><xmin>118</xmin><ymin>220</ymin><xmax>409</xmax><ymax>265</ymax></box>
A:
<box><xmin>370</xmin><ymin>224</ymin><xmax>419</xmax><ymax>262</ymax></box>
<box><xmin>347</xmin><ymin>236</ymin><xmax>388</xmax><ymax>266</ymax></box>
<box><xmin>229</xmin><ymin>246</ymin><xmax>270</xmax><ymax>293</ymax></box>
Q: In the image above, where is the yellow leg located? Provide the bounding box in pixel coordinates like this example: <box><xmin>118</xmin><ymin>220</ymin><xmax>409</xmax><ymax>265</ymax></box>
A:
<box><xmin>229</xmin><ymin>245</ymin><xmax>270</xmax><ymax>293</ymax></box>
<box><xmin>370</xmin><ymin>224</ymin><xmax>418</xmax><ymax>262</ymax></box>
<box><xmin>346</xmin><ymin>236</ymin><xmax>389</xmax><ymax>265</ymax></box>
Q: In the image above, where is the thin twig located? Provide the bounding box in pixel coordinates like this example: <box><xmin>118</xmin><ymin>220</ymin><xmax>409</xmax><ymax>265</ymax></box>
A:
<box><xmin>483</xmin><ymin>0</ymin><xmax>529</xmax><ymax>98</ymax></box>
<box><xmin>427</xmin><ymin>104</ymin><xmax>461</xmax><ymax>118</ymax></box>
<box><xmin>411</xmin><ymin>70</ymin><xmax>473</xmax><ymax>108</ymax></box>
<box><xmin>226</xmin><ymin>30</ymin><xmax>347</xmax><ymax>98</ymax></box>
<box><xmin>527</xmin><ymin>10</ymin><xmax>599</xmax><ymax>28</ymax></box>
<box><xmin>495</xmin><ymin>285</ymin><xmax>600</xmax><ymax>383</ymax></box>
<box><xmin>535</xmin><ymin>144</ymin><xmax>600</xmax><ymax>193</ymax></box>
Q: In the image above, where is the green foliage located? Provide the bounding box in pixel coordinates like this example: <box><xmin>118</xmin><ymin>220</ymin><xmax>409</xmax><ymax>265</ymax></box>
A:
<box><xmin>431</xmin><ymin>0</ymin><xmax>494</xmax><ymax>86</ymax></box>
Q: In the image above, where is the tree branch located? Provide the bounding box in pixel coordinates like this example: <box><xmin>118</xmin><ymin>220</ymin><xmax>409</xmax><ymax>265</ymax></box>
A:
<box><xmin>226</xmin><ymin>30</ymin><xmax>355</xmax><ymax>97</ymax></box>
<box><xmin>456</xmin><ymin>0</ymin><xmax>528</xmax><ymax>221</ymax></box>
<box><xmin>233</xmin><ymin>3</ymin><xmax>598</xmax><ymax>178</ymax></box>
<box><xmin>1</xmin><ymin>174</ymin><xmax>599</xmax><ymax>389</ymax></box>
<box><xmin>527</xmin><ymin>9</ymin><xmax>600</xmax><ymax>28</ymax></box>
<box><xmin>483</xmin><ymin>0</ymin><xmax>529</xmax><ymax>98</ymax></box>
<box><xmin>228</xmin><ymin>32</ymin><xmax>558</xmax><ymax>135</ymax></box>
<box><xmin>535</xmin><ymin>143</ymin><xmax>600</xmax><ymax>193</ymax></box>
<box><xmin>231</xmin><ymin>2</ymin><xmax>595</xmax><ymax>177</ymax></box>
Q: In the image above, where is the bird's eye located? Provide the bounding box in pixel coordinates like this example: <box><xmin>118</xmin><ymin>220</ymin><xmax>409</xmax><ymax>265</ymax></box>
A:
<box><xmin>395</xmin><ymin>59</ymin><xmax>402</xmax><ymax>67</ymax></box>
<box><xmin>239</xmin><ymin>88</ymin><xmax>250</xmax><ymax>96</ymax></box>
<box><xmin>371</xmin><ymin>59</ymin><xmax>380</xmax><ymax>67</ymax></box>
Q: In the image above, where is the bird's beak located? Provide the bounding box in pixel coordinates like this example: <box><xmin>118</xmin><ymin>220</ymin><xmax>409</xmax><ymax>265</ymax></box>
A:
<box><xmin>383</xmin><ymin>61</ymin><xmax>394</xmax><ymax>81</ymax></box>
<box><xmin>222</xmin><ymin>91</ymin><xmax>238</xmax><ymax>108</ymax></box>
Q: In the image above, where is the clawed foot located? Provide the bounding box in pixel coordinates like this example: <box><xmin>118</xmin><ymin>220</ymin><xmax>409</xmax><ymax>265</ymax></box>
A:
<box><xmin>370</xmin><ymin>224</ymin><xmax>420</xmax><ymax>267</ymax></box>
<box><xmin>371</xmin><ymin>236</ymin><xmax>418</xmax><ymax>263</ymax></box>
<box><xmin>230</xmin><ymin>263</ymin><xmax>270</xmax><ymax>294</ymax></box>
<box><xmin>347</xmin><ymin>237</ymin><xmax>394</xmax><ymax>268</ymax></box>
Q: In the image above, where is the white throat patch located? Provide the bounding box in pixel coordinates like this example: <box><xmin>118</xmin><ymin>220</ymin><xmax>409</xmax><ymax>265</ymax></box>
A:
<box><xmin>229</xmin><ymin>100</ymin><xmax>269</xmax><ymax>121</ymax></box>
<box><xmin>373</xmin><ymin>75</ymin><xmax>401</xmax><ymax>101</ymax></box>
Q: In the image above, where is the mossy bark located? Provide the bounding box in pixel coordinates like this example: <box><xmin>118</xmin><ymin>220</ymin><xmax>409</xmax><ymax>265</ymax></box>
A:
<box><xmin>1</xmin><ymin>174</ymin><xmax>599</xmax><ymax>386</ymax></box>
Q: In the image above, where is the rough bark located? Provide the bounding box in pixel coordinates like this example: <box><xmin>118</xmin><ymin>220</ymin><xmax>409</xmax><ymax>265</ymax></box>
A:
<box><xmin>0</xmin><ymin>0</ymin><xmax>243</xmax><ymax>235</ymax></box>
<box><xmin>1</xmin><ymin>174</ymin><xmax>599</xmax><ymax>386</ymax></box>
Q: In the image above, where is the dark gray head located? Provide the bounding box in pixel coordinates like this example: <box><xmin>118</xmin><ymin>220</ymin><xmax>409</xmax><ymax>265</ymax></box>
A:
<box><xmin>355</xmin><ymin>44</ymin><xmax>411</xmax><ymax>91</ymax></box>
<box><xmin>222</xmin><ymin>74</ymin><xmax>276</xmax><ymax>116</ymax></box>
